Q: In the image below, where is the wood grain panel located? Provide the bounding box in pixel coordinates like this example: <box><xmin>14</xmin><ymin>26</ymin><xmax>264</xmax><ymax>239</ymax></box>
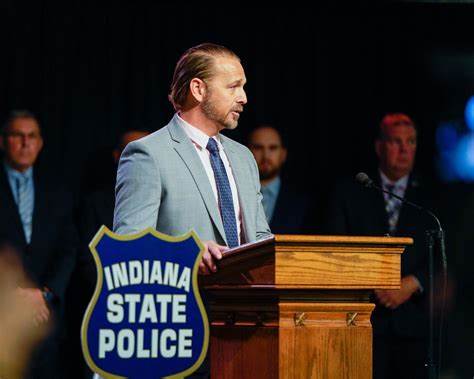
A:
<box><xmin>279</xmin><ymin>302</ymin><xmax>373</xmax><ymax>379</ymax></box>
<box><xmin>211</xmin><ymin>326</ymin><xmax>279</xmax><ymax>379</ymax></box>
<box><xmin>275</xmin><ymin>251</ymin><xmax>401</xmax><ymax>289</ymax></box>
<box><xmin>279</xmin><ymin>327</ymin><xmax>372</xmax><ymax>379</ymax></box>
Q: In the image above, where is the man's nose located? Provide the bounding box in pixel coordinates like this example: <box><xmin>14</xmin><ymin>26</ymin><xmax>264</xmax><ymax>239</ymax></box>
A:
<box><xmin>262</xmin><ymin>148</ymin><xmax>272</xmax><ymax>159</ymax></box>
<box><xmin>400</xmin><ymin>142</ymin><xmax>409</xmax><ymax>152</ymax></box>
<box><xmin>238</xmin><ymin>88</ymin><xmax>247</xmax><ymax>105</ymax></box>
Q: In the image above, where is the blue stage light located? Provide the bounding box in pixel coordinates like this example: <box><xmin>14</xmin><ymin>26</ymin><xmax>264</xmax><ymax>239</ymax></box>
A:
<box><xmin>454</xmin><ymin>133</ymin><xmax>474</xmax><ymax>181</ymax></box>
<box><xmin>465</xmin><ymin>96</ymin><xmax>474</xmax><ymax>131</ymax></box>
<box><xmin>436</xmin><ymin>151</ymin><xmax>457</xmax><ymax>182</ymax></box>
<box><xmin>436</xmin><ymin>123</ymin><xmax>458</xmax><ymax>152</ymax></box>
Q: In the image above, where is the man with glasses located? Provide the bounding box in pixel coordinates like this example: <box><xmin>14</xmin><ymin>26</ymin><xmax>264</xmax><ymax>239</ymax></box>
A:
<box><xmin>0</xmin><ymin>110</ymin><xmax>77</xmax><ymax>379</ymax></box>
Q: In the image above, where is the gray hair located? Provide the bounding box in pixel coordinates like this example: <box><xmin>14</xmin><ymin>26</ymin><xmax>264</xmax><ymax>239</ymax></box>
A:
<box><xmin>2</xmin><ymin>110</ymin><xmax>40</xmax><ymax>135</ymax></box>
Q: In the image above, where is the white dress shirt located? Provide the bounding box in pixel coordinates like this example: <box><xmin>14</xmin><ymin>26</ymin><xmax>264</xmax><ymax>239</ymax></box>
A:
<box><xmin>176</xmin><ymin>114</ymin><xmax>243</xmax><ymax>243</ymax></box>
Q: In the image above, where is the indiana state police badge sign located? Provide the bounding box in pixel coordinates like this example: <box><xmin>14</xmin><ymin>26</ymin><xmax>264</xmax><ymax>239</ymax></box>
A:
<box><xmin>81</xmin><ymin>226</ymin><xmax>209</xmax><ymax>379</ymax></box>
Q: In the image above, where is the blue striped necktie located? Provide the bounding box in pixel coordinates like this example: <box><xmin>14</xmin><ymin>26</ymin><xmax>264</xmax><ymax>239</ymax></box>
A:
<box><xmin>16</xmin><ymin>175</ymin><xmax>33</xmax><ymax>243</ymax></box>
<box><xmin>206</xmin><ymin>138</ymin><xmax>239</xmax><ymax>248</ymax></box>
<box><xmin>384</xmin><ymin>184</ymin><xmax>402</xmax><ymax>234</ymax></box>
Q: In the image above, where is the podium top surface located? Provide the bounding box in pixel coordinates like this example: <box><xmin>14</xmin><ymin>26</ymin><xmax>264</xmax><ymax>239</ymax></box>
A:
<box><xmin>202</xmin><ymin>234</ymin><xmax>413</xmax><ymax>290</ymax></box>
<box><xmin>221</xmin><ymin>234</ymin><xmax>413</xmax><ymax>262</ymax></box>
<box><xmin>274</xmin><ymin>234</ymin><xmax>413</xmax><ymax>245</ymax></box>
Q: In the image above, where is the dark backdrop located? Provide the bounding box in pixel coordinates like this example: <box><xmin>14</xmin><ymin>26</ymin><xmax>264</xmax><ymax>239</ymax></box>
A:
<box><xmin>1</xmin><ymin>1</ymin><xmax>474</xmax><ymax>376</ymax></box>
<box><xmin>2</xmin><ymin>1</ymin><xmax>474</xmax><ymax>187</ymax></box>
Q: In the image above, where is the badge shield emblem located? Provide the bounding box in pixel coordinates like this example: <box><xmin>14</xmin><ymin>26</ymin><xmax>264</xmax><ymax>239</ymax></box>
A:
<box><xmin>81</xmin><ymin>226</ymin><xmax>209</xmax><ymax>379</ymax></box>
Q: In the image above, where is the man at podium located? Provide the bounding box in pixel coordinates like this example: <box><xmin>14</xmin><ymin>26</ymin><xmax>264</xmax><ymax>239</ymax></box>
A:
<box><xmin>113</xmin><ymin>42</ymin><xmax>271</xmax><ymax>276</ymax></box>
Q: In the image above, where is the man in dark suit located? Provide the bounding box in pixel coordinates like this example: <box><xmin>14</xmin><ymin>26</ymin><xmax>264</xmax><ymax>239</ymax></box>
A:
<box><xmin>248</xmin><ymin>125</ymin><xmax>313</xmax><ymax>234</ymax></box>
<box><xmin>0</xmin><ymin>110</ymin><xmax>77</xmax><ymax>379</ymax></box>
<box><xmin>326</xmin><ymin>113</ymin><xmax>435</xmax><ymax>379</ymax></box>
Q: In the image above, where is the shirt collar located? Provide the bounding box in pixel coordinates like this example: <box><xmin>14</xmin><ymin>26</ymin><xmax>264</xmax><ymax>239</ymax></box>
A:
<box><xmin>262</xmin><ymin>176</ymin><xmax>281</xmax><ymax>196</ymax></box>
<box><xmin>379</xmin><ymin>169</ymin><xmax>409</xmax><ymax>190</ymax></box>
<box><xmin>4</xmin><ymin>162</ymin><xmax>33</xmax><ymax>181</ymax></box>
<box><xmin>175</xmin><ymin>113</ymin><xmax>223</xmax><ymax>152</ymax></box>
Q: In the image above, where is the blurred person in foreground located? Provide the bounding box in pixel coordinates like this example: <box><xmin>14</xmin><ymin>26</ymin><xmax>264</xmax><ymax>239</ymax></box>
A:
<box><xmin>0</xmin><ymin>241</ymin><xmax>48</xmax><ymax>379</ymax></box>
<box><xmin>248</xmin><ymin>125</ymin><xmax>315</xmax><ymax>234</ymax></box>
<box><xmin>0</xmin><ymin>110</ymin><xmax>78</xmax><ymax>378</ymax></box>
<box><xmin>326</xmin><ymin>113</ymin><xmax>437</xmax><ymax>379</ymax></box>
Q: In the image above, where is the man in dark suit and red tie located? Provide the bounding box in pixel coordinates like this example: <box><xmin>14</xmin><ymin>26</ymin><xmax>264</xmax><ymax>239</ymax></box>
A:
<box><xmin>0</xmin><ymin>110</ymin><xmax>77</xmax><ymax>379</ymax></box>
<box><xmin>326</xmin><ymin>113</ymin><xmax>436</xmax><ymax>379</ymax></box>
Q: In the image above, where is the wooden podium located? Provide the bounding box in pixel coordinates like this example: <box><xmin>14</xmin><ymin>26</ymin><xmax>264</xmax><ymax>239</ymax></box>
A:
<box><xmin>200</xmin><ymin>234</ymin><xmax>412</xmax><ymax>379</ymax></box>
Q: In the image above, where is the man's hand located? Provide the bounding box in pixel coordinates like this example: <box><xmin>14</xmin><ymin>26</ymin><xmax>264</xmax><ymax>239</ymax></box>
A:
<box><xmin>374</xmin><ymin>275</ymin><xmax>421</xmax><ymax>310</ymax></box>
<box><xmin>16</xmin><ymin>287</ymin><xmax>50</xmax><ymax>326</ymax></box>
<box><xmin>199</xmin><ymin>241</ymin><xmax>228</xmax><ymax>275</ymax></box>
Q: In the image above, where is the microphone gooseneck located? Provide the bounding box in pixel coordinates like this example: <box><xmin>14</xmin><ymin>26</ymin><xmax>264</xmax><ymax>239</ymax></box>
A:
<box><xmin>354</xmin><ymin>172</ymin><xmax>442</xmax><ymax>231</ymax></box>
<box><xmin>355</xmin><ymin>171</ymin><xmax>447</xmax><ymax>379</ymax></box>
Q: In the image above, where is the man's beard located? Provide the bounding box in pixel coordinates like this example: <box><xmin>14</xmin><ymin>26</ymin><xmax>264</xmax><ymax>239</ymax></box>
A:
<box><xmin>202</xmin><ymin>93</ymin><xmax>240</xmax><ymax>130</ymax></box>
<box><xmin>259</xmin><ymin>166</ymin><xmax>280</xmax><ymax>181</ymax></box>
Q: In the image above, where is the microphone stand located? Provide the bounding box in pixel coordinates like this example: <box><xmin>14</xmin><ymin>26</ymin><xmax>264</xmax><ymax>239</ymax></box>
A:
<box><xmin>364</xmin><ymin>182</ymin><xmax>447</xmax><ymax>379</ymax></box>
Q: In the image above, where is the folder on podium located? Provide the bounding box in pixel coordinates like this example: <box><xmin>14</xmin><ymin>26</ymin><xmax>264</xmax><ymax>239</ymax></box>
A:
<box><xmin>200</xmin><ymin>234</ymin><xmax>412</xmax><ymax>379</ymax></box>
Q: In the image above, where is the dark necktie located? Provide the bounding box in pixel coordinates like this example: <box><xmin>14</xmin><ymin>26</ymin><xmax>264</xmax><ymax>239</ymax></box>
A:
<box><xmin>206</xmin><ymin>138</ymin><xmax>239</xmax><ymax>248</ymax></box>
<box><xmin>16</xmin><ymin>175</ymin><xmax>33</xmax><ymax>243</ymax></box>
<box><xmin>384</xmin><ymin>184</ymin><xmax>402</xmax><ymax>234</ymax></box>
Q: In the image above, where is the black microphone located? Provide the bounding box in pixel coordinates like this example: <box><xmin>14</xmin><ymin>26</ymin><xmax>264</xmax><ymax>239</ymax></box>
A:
<box><xmin>354</xmin><ymin>172</ymin><xmax>442</xmax><ymax>231</ymax></box>
<box><xmin>355</xmin><ymin>172</ymin><xmax>374</xmax><ymax>188</ymax></box>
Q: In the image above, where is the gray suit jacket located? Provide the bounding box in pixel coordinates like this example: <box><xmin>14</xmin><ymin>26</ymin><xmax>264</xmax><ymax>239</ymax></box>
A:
<box><xmin>113</xmin><ymin>115</ymin><xmax>272</xmax><ymax>244</ymax></box>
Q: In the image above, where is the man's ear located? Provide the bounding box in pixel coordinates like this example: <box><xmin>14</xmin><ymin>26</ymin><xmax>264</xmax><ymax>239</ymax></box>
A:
<box><xmin>281</xmin><ymin>147</ymin><xmax>288</xmax><ymax>164</ymax></box>
<box><xmin>38</xmin><ymin>136</ymin><xmax>44</xmax><ymax>153</ymax></box>
<box><xmin>189</xmin><ymin>78</ymin><xmax>207</xmax><ymax>103</ymax></box>
<box><xmin>112</xmin><ymin>149</ymin><xmax>120</xmax><ymax>164</ymax></box>
<box><xmin>374</xmin><ymin>140</ymin><xmax>382</xmax><ymax>159</ymax></box>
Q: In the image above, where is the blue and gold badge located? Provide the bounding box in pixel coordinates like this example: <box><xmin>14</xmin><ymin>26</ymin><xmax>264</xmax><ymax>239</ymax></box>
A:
<box><xmin>81</xmin><ymin>226</ymin><xmax>209</xmax><ymax>379</ymax></box>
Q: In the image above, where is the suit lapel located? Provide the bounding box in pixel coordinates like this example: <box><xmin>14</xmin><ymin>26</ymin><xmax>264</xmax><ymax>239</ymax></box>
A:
<box><xmin>0</xmin><ymin>163</ymin><xmax>27</xmax><ymax>245</ymax></box>
<box><xmin>167</xmin><ymin>118</ymin><xmax>227</xmax><ymax>244</ymax></box>
<box><xmin>396</xmin><ymin>175</ymin><xmax>418</xmax><ymax>234</ymax></box>
<box><xmin>221</xmin><ymin>137</ymin><xmax>254</xmax><ymax>242</ymax></box>
<box><xmin>271</xmin><ymin>183</ymin><xmax>287</xmax><ymax>224</ymax></box>
<box><xmin>373</xmin><ymin>173</ymin><xmax>390</xmax><ymax>233</ymax></box>
<box><xmin>30</xmin><ymin>170</ymin><xmax>46</xmax><ymax>247</ymax></box>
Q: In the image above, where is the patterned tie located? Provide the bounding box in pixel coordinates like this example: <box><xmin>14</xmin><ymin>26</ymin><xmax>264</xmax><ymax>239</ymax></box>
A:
<box><xmin>206</xmin><ymin>138</ymin><xmax>239</xmax><ymax>248</ymax></box>
<box><xmin>16</xmin><ymin>175</ymin><xmax>33</xmax><ymax>243</ymax></box>
<box><xmin>384</xmin><ymin>184</ymin><xmax>402</xmax><ymax>234</ymax></box>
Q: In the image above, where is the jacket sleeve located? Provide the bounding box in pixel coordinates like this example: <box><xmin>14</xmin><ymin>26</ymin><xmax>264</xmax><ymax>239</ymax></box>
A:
<box><xmin>113</xmin><ymin>141</ymin><xmax>161</xmax><ymax>235</ymax></box>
